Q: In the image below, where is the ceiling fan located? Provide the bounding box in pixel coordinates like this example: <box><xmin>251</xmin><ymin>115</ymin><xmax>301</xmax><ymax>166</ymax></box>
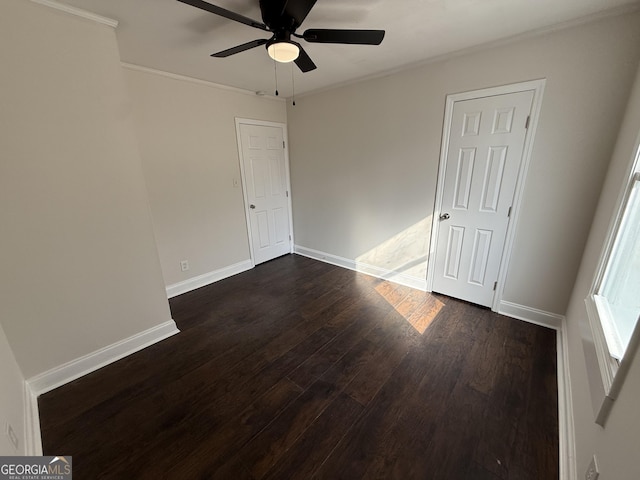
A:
<box><xmin>177</xmin><ymin>0</ymin><xmax>385</xmax><ymax>72</ymax></box>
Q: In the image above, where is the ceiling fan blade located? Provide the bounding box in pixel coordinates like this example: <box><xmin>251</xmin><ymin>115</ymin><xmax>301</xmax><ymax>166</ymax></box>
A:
<box><xmin>177</xmin><ymin>0</ymin><xmax>269</xmax><ymax>31</ymax></box>
<box><xmin>211</xmin><ymin>38</ymin><xmax>269</xmax><ymax>57</ymax></box>
<box><xmin>283</xmin><ymin>0</ymin><xmax>318</xmax><ymax>27</ymax></box>
<box><xmin>303</xmin><ymin>29</ymin><xmax>385</xmax><ymax>45</ymax></box>
<box><xmin>293</xmin><ymin>43</ymin><xmax>316</xmax><ymax>72</ymax></box>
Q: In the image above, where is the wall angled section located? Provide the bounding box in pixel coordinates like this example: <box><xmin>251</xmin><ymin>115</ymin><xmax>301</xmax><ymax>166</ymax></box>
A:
<box><xmin>0</xmin><ymin>0</ymin><xmax>173</xmax><ymax>379</ymax></box>
<box><xmin>564</xmin><ymin>61</ymin><xmax>640</xmax><ymax>478</ymax></box>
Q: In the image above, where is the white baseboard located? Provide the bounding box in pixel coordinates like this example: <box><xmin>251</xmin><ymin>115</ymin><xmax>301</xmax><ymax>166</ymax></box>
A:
<box><xmin>294</xmin><ymin>245</ymin><xmax>427</xmax><ymax>291</ymax></box>
<box><xmin>497</xmin><ymin>300</ymin><xmax>564</xmax><ymax>330</ymax></box>
<box><xmin>166</xmin><ymin>260</ymin><xmax>253</xmax><ymax>298</ymax></box>
<box><xmin>23</xmin><ymin>382</ymin><xmax>42</xmax><ymax>456</ymax></box>
<box><xmin>557</xmin><ymin>320</ymin><xmax>577</xmax><ymax>480</ymax></box>
<box><xmin>27</xmin><ymin>320</ymin><xmax>179</xmax><ymax>396</ymax></box>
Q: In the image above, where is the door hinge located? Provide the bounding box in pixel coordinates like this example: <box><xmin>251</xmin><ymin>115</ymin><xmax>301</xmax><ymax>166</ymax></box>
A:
<box><xmin>525</xmin><ymin>115</ymin><xmax>530</xmax><ymax>129</ymax></box>
<box><xmin>286</xmin><ymin>191</ymin><xmax>289</xmax><ymax>197</ymax></box>
<box><xmin>289</xmin><ymin>235</ymin><xmax>291</xmax><ymax>241</ymax></box>
<box><xmin>507</xmin><ymin>206</ymin><xmax>512</xmax><ymax>217</ymax></box>
<box><xmin>493</xmin><ymin>281</ymin><xmax>497</xmax><ymax>291</ymax></box>
<box><xmin>283</xmin><ymin>140</ymin><xmax>285</xmax><ymax>148</ymax></box>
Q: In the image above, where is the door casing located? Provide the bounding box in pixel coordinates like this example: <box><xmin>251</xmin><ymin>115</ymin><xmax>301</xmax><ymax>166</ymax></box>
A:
<box><xmin>235</xmin><ymin>118</ymin><xmax>295</xmax><ymax>267</ymax></box>
<box><xmin>426</xmin><ymin>79</ymin><xmax>546</xmax><ymax>311</ymax></box>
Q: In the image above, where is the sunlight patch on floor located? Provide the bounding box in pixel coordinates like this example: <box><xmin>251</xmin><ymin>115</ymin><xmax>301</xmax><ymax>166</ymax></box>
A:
<box><xmin>375</xmin><ymin>281</ymin><xmax>445</xmax><ymax>335</ymax></box>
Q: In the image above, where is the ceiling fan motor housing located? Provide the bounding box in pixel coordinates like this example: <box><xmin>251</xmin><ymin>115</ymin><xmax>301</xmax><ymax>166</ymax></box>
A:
<box><xmin>259</xmin><ymin>0</ymin><xmax>303</xmax><ymax>33</ymax></box>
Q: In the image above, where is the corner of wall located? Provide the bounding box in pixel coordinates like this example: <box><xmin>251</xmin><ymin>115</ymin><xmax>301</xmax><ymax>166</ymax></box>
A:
<box><xmin>23</xmin><ymin>382</ymin><xmax>42</xmax><ymax>456</ymax></box>
<box><xmin>557</xmin><ymin>318</ymin><xmax>578</xmax><ymax>480</ymax></box>
<box><xmin>17</xmin><ymin>318</ymin><xmax>181</xmax><ymax>457</ymax></box>
<box><xmin>0</xmin><ymin>323</ymin><xmax>28</xmax><ymax>456</ymax></box>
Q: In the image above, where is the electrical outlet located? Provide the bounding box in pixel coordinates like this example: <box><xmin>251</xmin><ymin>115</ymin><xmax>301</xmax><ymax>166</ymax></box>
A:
<box><xmin>6</xmin><ymin>423</ymin><xmax>19</xmax><ymax>451</ymax></box>
<box><xmin>180</xmin><ymin>260</ymin><xmax>189</xmax><ymax>272</ymax></box>
<box><xmin>585</xmin><ymin>455</ymin><xmax>599</xmax><ymax>480</ymax></box>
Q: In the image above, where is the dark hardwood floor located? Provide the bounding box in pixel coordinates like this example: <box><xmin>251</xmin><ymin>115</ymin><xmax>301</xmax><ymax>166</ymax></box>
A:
<box><xmin>39</xmin><ymin>254</ymin><xmax>558</xmax><ymax>479</ymax></box>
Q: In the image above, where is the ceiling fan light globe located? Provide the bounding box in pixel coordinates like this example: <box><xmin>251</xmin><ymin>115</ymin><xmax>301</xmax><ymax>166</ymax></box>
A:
<box><xmin>267</xmin><ymin>41</ymin><xmax>300</xmax><ymax>63</ymax></box>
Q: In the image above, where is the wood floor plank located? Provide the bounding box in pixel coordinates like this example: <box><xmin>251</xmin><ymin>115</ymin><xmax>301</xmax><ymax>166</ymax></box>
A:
<box><xmin>38</xmin><ymin>254</ymin><xmax>559</xmax><ymax>480</ymax></box>
<box><xmin>463</xmin><ymin>313</ymin><xmax>508</xmax><ymax>395</ymax></box>
<box><xmin>473</xmin><ymin>318</ymin><xmax>542</xmax><ymax>479</ymax></box>
<box><xmin>286</xmin><ymin>304</ymin><xmax>380</xmax><ymax>389</ymax></box>
<box><xmin>312</xmin><ymin>334</ymin><xmax>448</xmax><ymax>479</ymax></box>
<box><xmin>339</xmin><ymin>312</ymin><xmax>419</xmax><ymax>406</ymax></box>
<box><xmin>212</xmin><ymin>379</ymin><xmax>341</xmax><ymax>479</ymax></box>
<box><xmin>508</xmin><ymin>326</ymin><xmax>559</xmax><ymax>480</ymax></box>
<box><xmin>369</xmin><ymin>336</ymin><xmax>477</xmax><ymax>476</ymax></box>
<box><xmin>134</xmin><ymin>377</ymin><xmax>303</xmax><ymax>480</ymax></box>
<box><xmin>262</xmin><ymin>392</ymin><xmax>364</xmax><ymax>480</ymax></box>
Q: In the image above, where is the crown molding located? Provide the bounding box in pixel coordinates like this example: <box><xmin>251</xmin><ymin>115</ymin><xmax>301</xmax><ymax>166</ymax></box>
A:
<box><xmin>29</xmin><ymin>0</ymin><xmax>118</xmax><ymax>28</ymax></box>
<box><xmin>121</xmin><ymin>62</ymin><xmax>284</xmax><ymax>101</ymax></box>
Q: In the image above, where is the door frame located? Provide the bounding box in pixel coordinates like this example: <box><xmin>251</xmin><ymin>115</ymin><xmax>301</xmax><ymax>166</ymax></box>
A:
<box><xmin>235</xmin><ymin>118</ymin><xmax>295</xmax><ymax>267</ymax></box>
<box><xmin>426</xmin><ymin>79</ymin><xmax>546</xmax><ymax>311</ymax></box>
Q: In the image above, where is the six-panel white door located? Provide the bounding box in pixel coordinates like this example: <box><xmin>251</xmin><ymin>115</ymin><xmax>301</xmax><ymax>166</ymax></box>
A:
<box><xmin>432</xmin><ymin>91</ymin><xmax>534</xmax><ymax>307</ymax></box>
<box><xmin>239</xmin><ymin>123</ymin><xmax>292</xmax><ymax>265</ymax></box>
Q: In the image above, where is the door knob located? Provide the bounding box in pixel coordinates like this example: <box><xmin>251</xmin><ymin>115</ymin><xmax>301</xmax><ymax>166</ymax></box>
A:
<box><xmin>250</xmin><ymin>204</ymin><xmax>256</xmax><ymax>209</ymax></box>
<box><xmin>439</xmin><ymin>213</ymin><xmax>450</xmax><ymax>220</ymax></box>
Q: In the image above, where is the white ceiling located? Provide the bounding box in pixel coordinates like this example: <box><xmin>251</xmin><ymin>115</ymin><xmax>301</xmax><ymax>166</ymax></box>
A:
<box><xmin>59</xmin><ymin>0</ymin><xmax>639</xmax><ymax>96</ymax></box>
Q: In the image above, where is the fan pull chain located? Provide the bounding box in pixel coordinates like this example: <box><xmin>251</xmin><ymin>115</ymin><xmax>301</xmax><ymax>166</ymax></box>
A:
<box><xmin>291</xmin><ymin>64</ymin><xmax>296</xmax><ymax>106</ymax></box>
<box><xmin>273</xmin><ymin>58</ymin><xmax>279</xmax><ymax>96</ymax></box>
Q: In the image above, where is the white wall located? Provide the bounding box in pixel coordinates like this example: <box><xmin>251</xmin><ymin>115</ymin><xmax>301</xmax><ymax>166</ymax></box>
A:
<box><xmin>0</xmin><ymin>324</ymin><xmax>25</xmax><ymax>455</ymax></box>
<box><xmin>564</xmin><ymin>61</ymin><xmax>640</xmax><ymax>479</ymax></box>
<box><xmin>0</xmin><ymin>0</ymin><xmax>173</xmax><ymax>378</ymax></box>
<box><xmin>124</xmin><ymin>67</ymin><xmax>287</xmax><ymax>288</ymax></box>
<box><xmin>287</xmin><ymin>11</ymin><xmax>640</xmax><ymax>315</ymax></box>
